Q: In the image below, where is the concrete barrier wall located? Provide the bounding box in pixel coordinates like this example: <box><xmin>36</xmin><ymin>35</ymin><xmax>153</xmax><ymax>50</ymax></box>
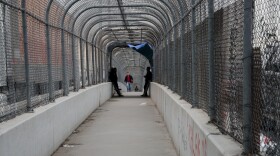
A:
<box><xmin>0</xmin><ymin>83</ymin><xmax>112</xmax><ymax>156</ymax></box>
<box><xmin>151</xmin><ymin>83</ymin><xmax>242</xmax><ymax>156</ymax></box>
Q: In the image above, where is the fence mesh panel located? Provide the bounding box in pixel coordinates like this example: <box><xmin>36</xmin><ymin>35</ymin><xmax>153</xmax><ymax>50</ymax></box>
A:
<box><xmin>26</xmin><ymin>14</ymin><xmax>49</xmax><ymax>108</ymax></box>
<box><xmin>213</xmin><ymin>0</ymin><xmax>244</xmax><ymax>143</ymax></box>
<box><xmin>183</xmin><ymin>15</ymin><xmax>193</xmax><ymax>104</ymax></box>
<box><xmin>1</xmin><ymin>6</ymin><xmax>24</xmax><ymax>121</ymax></box>
<box><xmin>196</xmin><ymin>0</ymin><xmax>209</xmax><ymax>111</ymax></box>
<box><xmin>252</xmin><ymin>0</ymin><xmax>280</xmax><ymax>154</ymax></box>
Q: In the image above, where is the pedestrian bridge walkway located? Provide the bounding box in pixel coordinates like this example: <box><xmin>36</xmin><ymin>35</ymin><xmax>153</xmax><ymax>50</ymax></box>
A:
<box><xmin>0</xmin><ymin>83</ymin><xmax>242</xmax><ymax>156</ymax></box>
<box><xmin>53</xmin><ymin>92</ymin><xmax>177</xmax><ymax>156</ymax></box>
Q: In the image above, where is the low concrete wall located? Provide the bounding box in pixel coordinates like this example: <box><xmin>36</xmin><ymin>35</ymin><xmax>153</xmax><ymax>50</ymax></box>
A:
<box><xmin>0</xmin><ymin>83</ymin><xmax>112</xmax><ymax>156</ymax></box>
<box><xmin>151</xmin><ymin>83</ymin><xmax>242</xmax><ymax>156</ymax></box>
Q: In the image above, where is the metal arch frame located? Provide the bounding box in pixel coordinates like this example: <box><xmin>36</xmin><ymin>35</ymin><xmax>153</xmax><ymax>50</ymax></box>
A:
<box><xmin>45</xmin><ymin>0</ymin><xmax>184</xmax><ymax>98</ymax></box>
<box><xmin>91</xmin><ymin>24</ymin><xmax>159</xmax><ymax>51</ymax></box>
<box><xmin>95</xmin><ymin>28</ymin><xmax>157</xmax><ymax>54</ymax></box>
<box><xmin>94</xmin><ymin>29</ymin><xmax>156</xmax><ymax>73</ymax></box>
<box><xmin>70</xmin><ymin>5</ymin><xmax>172</xmax><ymax>35</ymax></box>
<box><xmin>95</xmin><ymin>27</ymin><xmax>156</xmax><ymax>64</ymax></box>
<box><xmin>91</xmin><ymin>25</ymin><xmax>160</xmax><ymax>50</ymax></box>
<box><xmin>99</xmin><ymin>34</ymin><xmax>155</xmax><ymax>50</ymax></box>
<box><xmin>104</xmin><ymin>31</ymin><xmax>156</xmax><ymax>43</ymax></box>
<box><xmin>98</xmin><ymin>28</ymin><xmax>157</xmax><ymax>40</ymax></box>
<box><xmin>46</xmin><ymin>0</ymin><xmax>174</xmax><ymax>93</ymax></box>
<box><xmin>79</xmin><ymin>13</ymin><xmax>167</xmax><ymax>40</ymax></box>
<box><xmin>85</xmin><ymin>19</ymin><xmax>163</xmax><ymax>42</ymax></box>
<box><xmin>63</xmin><ymin>2</ymin><xmax>174</xmax><ymax>89</ymax></box>
<box><xmin>64</xmin><ymin>1</ymin><xmax>176</xmax><ymax>28</ymax></box>
<box><xmin>101</xmin><ymin>37</ymin><xmax>154</xmax><ymax>70</ymax></box>
<box><xmin>91</xmin><ymin>24</ymin><xmax>161</xmax><ymax>48</ymax></box>
<box><xmin>97</xmin><ymin>31</ymin><xmax>157</xmax><ymax>48</ymax></box>
<box><xmin>45</xmin><ymin>0</ymin><xmax>55</xmax><ymax>101</ymax></box>
<box><xmin>60</xmin><ymin>0</ymin><xmax>81</xmax><ymax>95</ymax></box>
<box><xmin>160</xmin><ymin>0</ymin><xmax>181</xmax><ymax>22</ymax></box>
<box><xmin>93</xmin><ymin>26</ymin><xmax>158</xmax><ymax>50</ymax></box>
<box><xmin>90</xmin><ymin>24</ymin><xmax>159</xmax><ymax>85</ymax></box>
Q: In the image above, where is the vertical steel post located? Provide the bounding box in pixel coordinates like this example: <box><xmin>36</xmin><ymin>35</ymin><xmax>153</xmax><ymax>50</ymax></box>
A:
<box><xmin>173</xmin><ymin>28</ymin><xmax>177</xmax><ymax>92</ymax></box>
<box><xmin>168</xmin><ymin>34</ymin><xmax>172</xmax><ymax>88</ymax></box>
<box><xmin>97</xmin><ymin>50</ymin><xmax>100</xmax><ymax>83</ymax></box>
<box><xmin>80</xmin><ymin>38</ymin><xmax>85</xmax><ymax>88</ymax></box>
<box><xmin>191</xmin><ymin>0</ymin><xmax>197</xmax><ymax>107</ymax></box>
<box><xmin>208</xmin><ymin>0</ymin><xmax>215</xmax><ymax>120</ymax></box>
<box><xmin>86</xmin><ymin>42</ymin><xmax>90</xmax><ymax>86</ymax></box>
<box><xmin>165</xmin><ymin>38</ymin><xmax>168</xmax><ymax>86</ymax></box>
<box><xmin>153</xmin><ymin>51</ymin><xmax>156</xmax><ymax>82</ymax></box>
<box><xmin>243</xmin><ymin>0</ymin><xmax>253</xmax><ymax>154</ymax></box>
<box><xmin>180</xmin><ymin>19</ymin><xmax>186</xmax><ymax>98</ymax></box>
<box><xmin>92</xmin><ymin>45</ymin><xmax>95</xmax><ymax>85</ymax></box>
<box><xmin>95</xmin><ymin>48</ymin><xmax>98</xmax><ymax>84</ymax></box>
<box><xmin>46</xmin><ymin>1</ymin><xmax>54</xmax><ymax>102</ymax></box>
<box><xmin>160</xmin><ymin>45</ymin><xmax>163</xmax><ymax>84</ymax></box>
<box><xmin>100</xmin><ymin>51</ymin><xmax>103</xmax><ymax>83</ymax></box>
<box><xmin>71</xmin><ymin>34</ymin><xmax>78</xmax><ymax>91</ymax></box>
<box><xmin>21</xmin><ymin>0</ymin><xmax>31</xmax><ymax>111</ymax></box>
<box><xmin>61</xmin><ymin>28</ymin><xmax>68</xmax><ymax>95</ymax></box>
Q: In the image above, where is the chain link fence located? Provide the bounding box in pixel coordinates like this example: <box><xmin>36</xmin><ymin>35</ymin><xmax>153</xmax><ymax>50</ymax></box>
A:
<box><xmin>0</xmin><ymin>0</ymin><xmax>280</xmax><ymax>155</ymax></box>
<box><xmin>153</xmin><ymin>0</ymin><xmax>279</xmax><ymax>155</ymax></box>
<box><xmin>0</xmin><ymin>0</ymin><xmax>106</xmax><ymax>123</ymax></box>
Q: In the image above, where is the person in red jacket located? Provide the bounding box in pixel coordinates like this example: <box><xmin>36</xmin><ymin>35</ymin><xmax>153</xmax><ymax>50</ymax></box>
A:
<box><xmin>124</xmin><ymin>72</ymin><xmax>133</xmax><ymax>92</ymax></box>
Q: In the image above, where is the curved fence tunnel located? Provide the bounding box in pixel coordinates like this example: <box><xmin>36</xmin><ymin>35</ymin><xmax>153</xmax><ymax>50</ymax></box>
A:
<box><xmin>0</xmin><ymin>0</ymin><xmax>280</xmax><ymax>155</ymax></box>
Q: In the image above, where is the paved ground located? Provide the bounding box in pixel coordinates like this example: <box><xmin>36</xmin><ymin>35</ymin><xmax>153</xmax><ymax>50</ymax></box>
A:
<box><xmin>52</xmin><ymin>92</ymin><xmax>178</xmax><ymax>156</ymax></box>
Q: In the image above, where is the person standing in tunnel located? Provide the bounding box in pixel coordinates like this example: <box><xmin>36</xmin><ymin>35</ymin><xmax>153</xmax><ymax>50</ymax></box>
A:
<box><xmin>141</xmin><ymin>67</ymin><xmax>152</xmax><ymax>97</ymax></box>
<box><xmin>109</xmin><ymin>68</ymin><xmax>123</xmax><ymax>97</ymax></box>
<box><xmin>124</xmin><ymin>72</ymin><xmax>133</xmax><ymax>92</ymax></box>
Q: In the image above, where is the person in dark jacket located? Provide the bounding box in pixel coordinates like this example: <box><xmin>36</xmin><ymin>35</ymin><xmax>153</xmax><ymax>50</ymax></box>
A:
<box><xmin>141</xmin><ymin>67</ymin><xmax>152</xmax><ymax>97</ymax></box>
<box><xmin>109</xmin><ymin>68</ymin><xmax>123</xmax><ymax>97</ymax></box>
<box><xmin>124</xmin><ymin>72</ymin><xmax>133</xmax><ymax>92</ymax></box>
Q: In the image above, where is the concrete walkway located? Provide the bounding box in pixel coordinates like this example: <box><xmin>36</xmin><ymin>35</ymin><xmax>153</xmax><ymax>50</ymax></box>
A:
<box><xmin>52</xmin><ymin>92</ymin><xmax>178</xmax><ymax>156</ymax></box>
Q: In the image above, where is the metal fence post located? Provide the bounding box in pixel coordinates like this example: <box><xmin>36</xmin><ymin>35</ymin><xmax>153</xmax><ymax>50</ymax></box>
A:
<box><xmin>80</xmin><ymin>38</ymin><xmax>85</xmax><ymax>88</ymax></box>
<box><xmin>168</xmin><ymin>34</ymin><xmax>172</xmax><ymax>88</ymax></box>
<box><xmin>208</xmin><ymin>0</ymin><xmax>215</xmax><ymax>120</ymax></box>
<box><xmin>95</xmin><ymin>48</ymin><xmax>98</xmax><ymax>84</ymax></box>
<box><xmin>191</xmin><ymin>0</ymin><xmax>197</xmax><ymax>107</ymax></box>
<box><xmin>165</xmin><ymin>37</ymin><xmax>168</xmax><ymax>86</ymax></box>
<box><xmin>46</xmin><ymin>1</ymin><xmax>54</xmax><ymax>102</ymax></box>
<box><xmin>97</xmin><ymin>50</ymin><xmax>100</xmax><ymax>83</ymax></box>
<box><xmin>21</xmin><ymin>0</ymin><xmax>31</xmax><ymax>111</ymax></box>
<box><xmin>100</xmin><ymin>51</ymin><xmax>103</xmax><ymax>83</ymax></box>
<box><xmin>173</xmin><ymin>28</ymin><xmax>177</xmax><ymax>92</ymax></box>
<box><xmin>92</xmin><ymin>45</ymin><xmax>95</xmax><ymax>85</ymax></box>
<box><xmin>243</xmin><ymin>0</ymin><xmax>253</xmax><ymax>154</ymax></box>
<box><xmin>61</xmin><ymin>29</ymin><xmax>68</xmax><ymax>96</ymax></box>
<box><xmin>180</xmin><ymin>19</ymin><xmax>186</xmax><ymax>98</ymax></box>
<box><xmin>86</xmin><ymin>42</ymin><xmax>90</xmax><ymax>86</ymax></box>
<box><xmin>72</xmin><ymin>34</ymin><xmax>78</xmax><ymax>91</ymax></box>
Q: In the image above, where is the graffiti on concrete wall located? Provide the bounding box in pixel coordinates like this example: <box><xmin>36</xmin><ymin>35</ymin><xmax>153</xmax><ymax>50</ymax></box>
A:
<box><xmin>179</xmin><ymin>112</ymin><xmax>208</xmax><ymax>156</ymax></box>
<box><xmin>188</xmin><ymin>122</ymin><xmax>207</xmax><ymax>156</ymax></box>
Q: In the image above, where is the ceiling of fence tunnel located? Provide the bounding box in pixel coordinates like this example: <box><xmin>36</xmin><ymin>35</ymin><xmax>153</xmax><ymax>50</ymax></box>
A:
<box><xmin>45</xmin><ymin>0</ymin><xmax>187</xmax><ymax>84</ymax></box>
<box><xmin>46</xmin><ymin>0</ymin><xmax>187</xmax><ymax>51</ymax></box>
<box><xmin>112</xmin><ymin>47</ymin><xmax>151</xmax><ymax>91</ymax></box>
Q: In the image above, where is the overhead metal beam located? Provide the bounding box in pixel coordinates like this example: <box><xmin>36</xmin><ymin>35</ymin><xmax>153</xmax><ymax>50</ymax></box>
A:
<box><xmin>80</xmin><ymin>14</ymin><xmax>166</xmax><ymax>41</ymax></box>
<box><xmin>92</xmin><ymin>24</ymin><xmax>159</xmax><ymax>48</ymax></box>
<box><xmin>70</xmin><ymin>5</ymin><xmax>172</xmax><ymax>35</ymax></box>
